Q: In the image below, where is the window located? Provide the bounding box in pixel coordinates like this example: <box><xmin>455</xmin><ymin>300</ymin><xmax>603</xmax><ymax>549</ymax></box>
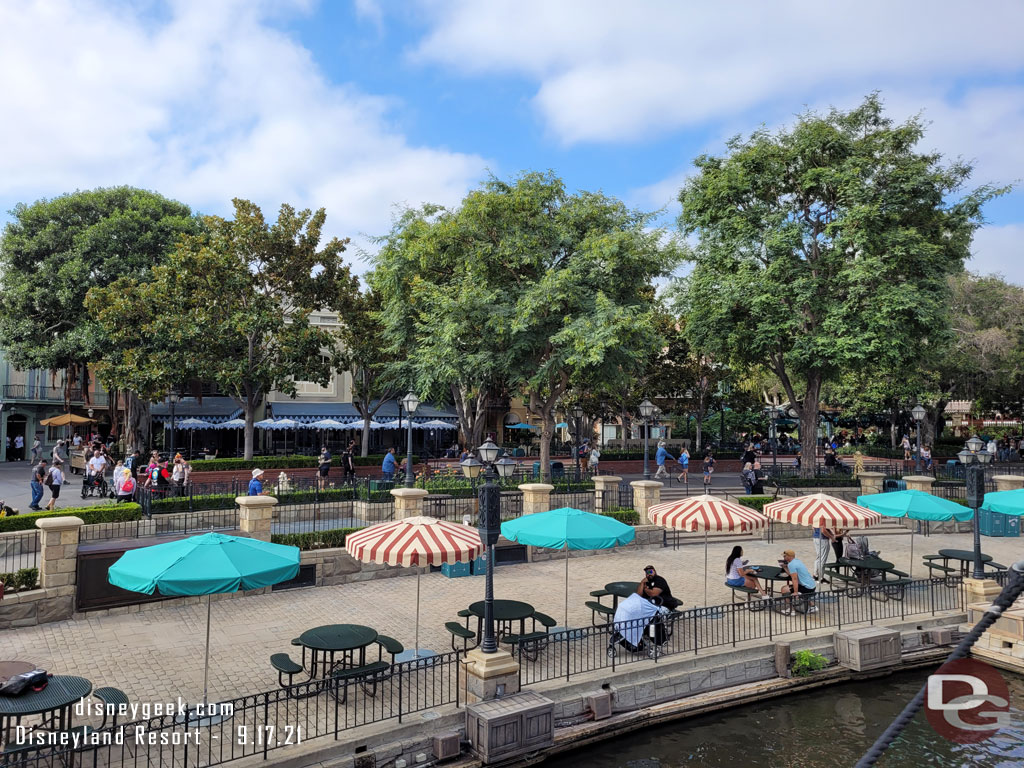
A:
<box><xmin>292</xmin><ymin>357</ymin><xmax>336</xmax><ymax>395</ymax></box>
<box><xmin>46</xmin><ymin>426</ymin><xmax>64</xmax><ymax>442</ymax></box>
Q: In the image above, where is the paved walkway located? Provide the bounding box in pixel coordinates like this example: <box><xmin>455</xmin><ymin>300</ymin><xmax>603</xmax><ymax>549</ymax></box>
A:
<box><xmin>3</xmin><ymin>530</ymin><xmax>1020</xmax><ymax>707</ymax></box>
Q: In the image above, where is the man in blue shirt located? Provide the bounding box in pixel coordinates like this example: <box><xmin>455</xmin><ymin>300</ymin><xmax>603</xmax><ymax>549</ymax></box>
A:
<box><xmin>654</xmin><ymin>441</ymin><xmax>674</xmax><ymax>479</ymax></box>
<box><xmin>248</xmin><ymin>468</ymin><xmax>265</xmax><ymax>496</ymax></box>
<box><xmin>381</xmin><ymin>448</ymin><xmax>397</xmax><ymax>482</ymax></box>
<box><xmin>779</xmin><ymin>549</ymin><xmax>817</xmax><ymax>615</ymax></box>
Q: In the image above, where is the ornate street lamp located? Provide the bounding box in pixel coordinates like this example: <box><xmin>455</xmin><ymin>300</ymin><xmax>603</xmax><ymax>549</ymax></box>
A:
<box><xmin>959</xmin><ymin>435</ymin><xmax>993</xmax><ymax>579</ymax></box>
<box><xmin>401</xmin><ymin>392</ymin><xmax>420</xmax><ymax>488</ymax></box>
<box><xmin>911</xmin><ymin>403</ymin><xmax>927</xmax><ymax>473</ymax></box>
<box><xmin>167</xmin><ymin>392</ymin><xmax>180</xmax><ymax>457</ymax></box>
<box><xmin>767</xmin><ymin>405</ymin><xmax>782</xmax><ymax>471</ymax></box>
<box><xmin>462</xmin><ymin>440</ymin><xmax>516</xmax><ymax>653</ymax></box>
<box><xmin>571</xmin><ymin>404</ymin><xmax>584</xmax><ymax>480</ymax></box>
<box><xmin>639</xmin><ymin>399</ymin><xmax>656</xmax><ymax>481</ymax></box>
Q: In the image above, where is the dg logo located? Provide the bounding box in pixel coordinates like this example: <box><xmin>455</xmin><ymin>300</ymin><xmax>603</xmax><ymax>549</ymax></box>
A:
<box><xmin>925</xmin><ymin>658</ymin><xmax>1011</xmax><ymax>744</ymax></box>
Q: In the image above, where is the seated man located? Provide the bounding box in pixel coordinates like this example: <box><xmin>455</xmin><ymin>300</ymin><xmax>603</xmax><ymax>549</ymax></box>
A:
<box><xmin>636</xmin><ymin>565</ymin><xmax>681</xmax><ymax>610</ymax></box>
<box><xmin>86</xmin><ymin>449</ymin><xmax>107</xmax><ymax>483</ymax></box>
<box><xmin>779</xmin><ymin>549</ymin><xmax>817</xmax><ymax>615</ymax></box>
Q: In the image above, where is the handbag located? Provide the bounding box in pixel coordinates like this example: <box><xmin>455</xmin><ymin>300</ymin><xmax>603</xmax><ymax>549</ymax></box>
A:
<box><xmin>0</xmin><ymin>669</ymin><xmax>50</xmax><ymax>696</ymax></box>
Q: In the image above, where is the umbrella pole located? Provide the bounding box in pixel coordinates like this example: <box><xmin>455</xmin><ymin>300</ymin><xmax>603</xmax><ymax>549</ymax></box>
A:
<box><xmin>415</xmin><ymin>570</ymin><xmax>421</xmax><ymax>659</ymax></box>
<box><xmin>564</xmin><ymin>544</ymin><xmax>569</xmax><ymax>628</ymax></box>
<box><xmin>704</xmin><ymin>529</ymin><xmax>708</xmax><ymax>608</ymax></box>
<box><xmin>910</xmin><ymin>529</ymin><xmax>914</xmax><ymax>579</ymax></box>
<box><xmin>203</xmin><ymin>593</ymin><xmax>212</xmax><ymax>707</ymax></box>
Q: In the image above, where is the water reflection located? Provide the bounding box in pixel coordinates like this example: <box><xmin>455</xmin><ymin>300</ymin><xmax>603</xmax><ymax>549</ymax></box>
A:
<box><xmin>544</xmin><ymin>670</ymin><xmax>1024</xmax><ymax>768</ymax></box>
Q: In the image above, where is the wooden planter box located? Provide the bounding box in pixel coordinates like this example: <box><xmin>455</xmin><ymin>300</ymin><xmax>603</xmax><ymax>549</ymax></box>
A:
<box><xmin>834</xmin><ymin>627</ymin><xmax>901</xmax><ymax>671</ymax></box>
<box><xmin>467</xmin><ymin>691</ymin><xmax>553</xmax><ymax>764</ymax></box>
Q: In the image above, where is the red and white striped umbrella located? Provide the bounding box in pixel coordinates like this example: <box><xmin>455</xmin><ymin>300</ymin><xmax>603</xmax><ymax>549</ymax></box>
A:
<box><xmin>649</xmin><ymin>494</ymin><xmax>768</xmax><ymax>533</ymax></box>
<box><xmin>345</xmin><ymin>516</ymin><xmax>483</xmax><ymax>567</ymax></box>
<box><xmin>763</xmin><ymin>493</ymin><xmax>882</xmax><ymax>529</ymax></box>
<box><xmin>345</xmin><ymin>517</ymin><xmax>482</xmax><ymax>659</ymax></box>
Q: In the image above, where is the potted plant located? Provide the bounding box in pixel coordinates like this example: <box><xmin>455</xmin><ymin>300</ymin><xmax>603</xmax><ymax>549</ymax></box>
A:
<box><xmin>790</xmin><ymin>650</ymin><xmax>829</xmax><ymax>677</ymax></box>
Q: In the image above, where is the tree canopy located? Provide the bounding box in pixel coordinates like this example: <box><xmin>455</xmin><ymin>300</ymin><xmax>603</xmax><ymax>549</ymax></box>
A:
<box><xmin>677</xmin><ymin>94</ymin><xmax>1001</xmax><ymax>472</ymax></box>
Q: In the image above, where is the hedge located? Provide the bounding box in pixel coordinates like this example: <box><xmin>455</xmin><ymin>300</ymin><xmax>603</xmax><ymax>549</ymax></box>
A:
<box><xmin>600</xmin><ymin>507</ymin><xmax>640</xmax><ymax>526</ymax></box>
<box><xmin>190</xmin><ymin>455</ymin><xmax>407</xmax><ymax>472</ymax></box>
<box><xmin>0</xmin><ymin>504</ymin><xmax>143</xmax><ymax>533</ymax></box>
<box><xmin>271</xmin><ymin>527</ymin><xmax>359</xmax><ymax>551</ymax></box>
<box><xmin>148</xmin><ymin>487</ymin><xmax>390</xmax><ymax>514</ymax></box>
<box><xmin>735</xmin><ymin>496</ymin><xmax>775</xmax><ymax>514</ymax></box>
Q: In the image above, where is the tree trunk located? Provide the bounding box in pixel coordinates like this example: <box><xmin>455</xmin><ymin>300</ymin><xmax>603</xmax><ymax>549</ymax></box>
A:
<box><xmin>798</xmin><ymin>374</ymin><xmax>822</xmax><ymax>479</ymax></box>
<box><xmin>243</xmin><ymin>387</ymin><xmax>258</xmax><ymax>461</ymax></box>
<box><xmin>360</xmin><ymin>415</ymin><xmax>371</xmax><ymax>457</ymax></box>
<box><xmin>538</xmin><ymin>414</ymin><xmax>554</xmax><ymax>483</ymax></box>
<box><xmin>124</xmin><ymin>391</ymin><xmax>150</xmax><ymax>453</ymax></box>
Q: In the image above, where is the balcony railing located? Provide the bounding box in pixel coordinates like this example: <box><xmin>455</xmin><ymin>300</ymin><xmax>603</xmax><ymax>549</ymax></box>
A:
<box><xmin>1</xmin><ymin>384</ymin><xmax>108</xmax><ymax>406</ymax></box>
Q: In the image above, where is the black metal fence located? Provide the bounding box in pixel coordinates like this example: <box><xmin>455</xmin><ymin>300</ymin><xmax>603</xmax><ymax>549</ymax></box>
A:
<box><xmin>0</xmin><ymin>530</ymin><xmax>40</xmax><ymax>571</ymax></box>
<box><xmin>548</xmin><ymin>491</ymin><xmax>595</xmax><ymax>513</ymax></box>
<box><xmin>80</xmin><ymin>509</ymin><xmax>242</xmax><ymax>542</ymax></box>
<box><xmin>6</xmin><ymin>651</ymin><xmax>462</xmax><ymax>768</ymax></box>
<box><xmin>515</xmin><ymin>576</ymin><xmax>964</xmax><ymax>685</ymax></box>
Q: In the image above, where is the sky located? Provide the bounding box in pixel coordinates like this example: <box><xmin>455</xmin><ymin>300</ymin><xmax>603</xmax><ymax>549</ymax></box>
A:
<box><xmin>0</xmin><ymin>0</ymin><xmax>1022</xmax><ymax>283</ymax></box>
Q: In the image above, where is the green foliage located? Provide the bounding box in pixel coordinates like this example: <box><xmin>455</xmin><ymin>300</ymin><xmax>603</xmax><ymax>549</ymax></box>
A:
<box><xmin>271</xmin><ymin>527</ymin><xmax>359</xmax><ymax>551</ymax></box>
<box><xmin>0</xmin><ymin>574</ymin><xmax>13</xmax><ymax>589</ymax></box>
<box><xmin>677</xmin><ymin>95</ymin><xmax>1002</xmax><ymax>473</ymax></box>
<box><xmin>790</xmin><ymin>650</ymin><xmax>829</xmax><ymax>677</ymax></box>
<box><xmin>735</xmin><ymin>496</ymin><xmax>775</xmax><ymax>513</ymax></box>
<box><xmin>149</xmin><ymin>494</ymin><xmax>237</xmax><ymax>514</ymax></box>
<box><xmin>0</xmin><ymin>504</ymin><xmax>142</xmax><ymax>532</ymax></box>
<box><xmin>16</xmin><ymin>568</ymin><xmax>39</xmax><ymax>591</ymax></box>
<box><xmin>189</xmin><ymin>455</ymin><xmax>387</xmax><ymax>472</ymax></box>
<box><xmin>600</xmin><ymin>507</ymin><xmax>640</xmax><ymax>526</ymax></box>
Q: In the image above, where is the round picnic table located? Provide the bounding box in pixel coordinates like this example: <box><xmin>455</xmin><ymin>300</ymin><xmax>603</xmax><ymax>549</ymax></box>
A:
<box><xmin>298</xmin><ymin>624</ymin><xmax>378</xmax><ymax>678</ymax></box>
<box><xmin>604</xmin><ymin>581</ymin><xmax>641</xmax><ymax>610</ymax></box>
<box><xmin>836</xmin><ymin>556</ymin><xmax>896</xmax><ymax>588</ymax></box>
<box><xmin>0</xmin><ymin>675</ymin><xmax>92</xmax><ymax>744</ymax></box>
<box><xmin>748</xmin><ymin>565</ymin><xmax>790</xmax><ymax>596</ymax></box>
<box><xmin>938</xmin><ymin>549</ymin><xmax>993</xmax><ymax>576</ymax></box>
<box><xmin>468</xmin><ymin>600</ymin><xmax>535</xmax><ymax>639</ymax></box>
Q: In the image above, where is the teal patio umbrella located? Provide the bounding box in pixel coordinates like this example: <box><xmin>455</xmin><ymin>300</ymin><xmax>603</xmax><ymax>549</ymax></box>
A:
<box><xmin>981</xmin><ymin>488</ymin><xmax>1024</xmax><ymax>516</ymax></box>
<box><xmin>109</xmin><ymin>533</ymin><xmax>300</xmax><ymax>721</ymax></box>
<box><xmin>501</xmin><ymin>507</ymin><xmax>635</xmax><ymax>627</ymax></box>
<box><xmin>857</xmin><ymin>490</ymin><xmax>973</xmax><ymax>577</ymax></box>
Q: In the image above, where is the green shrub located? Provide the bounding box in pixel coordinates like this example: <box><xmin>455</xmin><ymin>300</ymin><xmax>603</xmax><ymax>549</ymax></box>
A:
<box><xmin>190</xmin><ymin>454</ymin><xmax>397</xmax><ymax>472</ymax></box>
<box><xmin>601</xmin><ymin>507</ymin><xmax>640</xmax><ymax>525</ymax></box>
<box><xmin>0</xmin><ymin>573</ymin><xmax>13</xmax><ymax>589</ymax></box>
<box><xmin>735</xmin><ymin>496</ymin><xmax>775</xmax><ymax>513</ymax></box>
<box><xmin>16</xmin><ymin>568</ymin><xmax>39</xmax><ymax>591</ymax></box>
<box><xmin>271</xmin><ymin>527</ymin><xmax>360</xmax><ymax>551</ymax></box>
<box><xmin>790</xmin><ymin>650</ymin><xmax>828</xmax><ymax>677</ymax></box>
<box><xmin>551</xmin><ymin>480</ymin><xmax>595</xmax><ymax>492</ymax></box>
<box><xmin>150</xmin><ymin>494</ymin><xmax>237</xmax><ymax>514</ymax></box>
<box><xmin>0</xmin><ymin>504</ymin><xmax>142</xmax><ymax>532</ymax></box>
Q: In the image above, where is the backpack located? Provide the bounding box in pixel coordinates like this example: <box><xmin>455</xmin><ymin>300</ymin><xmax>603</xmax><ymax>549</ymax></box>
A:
<box><xmin>122</xmin><ymin>477</ymin><xmax>136</xmax><ymax>494</ymax></box>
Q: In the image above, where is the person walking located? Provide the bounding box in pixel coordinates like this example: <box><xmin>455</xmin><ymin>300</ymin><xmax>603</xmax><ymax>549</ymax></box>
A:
<box><xmin>654</xmin><ymin>441</ymin><xmax>674</xmax><ymax>480</ymax></box>
<box><xmin>29</xmin><ymin>458</ymin><xmax>47</xmax><ymax>511</ymax></box>
<box><xmin>318</xmin><ymin>445</ymin><xmax>332</xmax><ymax>490</ymax></box>
<box><xmin>901</xmin><ymin>435</ymin><xmax>912</xmax><ymax>461</ymax></box>
<box><xmin>341</xmin><ymin>441</ymin><xmax>356</xmax><ymax>485</ymax></box>
<box><xmin>702</xmin><ymin>452</ymin><xmax>716</xmax><ymax>488</ymax></box>
<box><xmin>676</xmin><ymin>447</ymin><xmax>690</xmax><ymax>483</ymax></box>
<box><xmin>45</xmin><ymin>461</ymin><xmax>64</xmax><ymax>510</ymax></box>
<box><xmin>381</xmin><ymin>447</ymin><xmax>397</xmax><ymax>483</ymax></box>
<box><xmin>588</xmin><ymin>443</ymin><xmax>601</xmax><ymax>475</ymax></box>
<box><xmin>30</xmin><ymin>437</ymin><xmax>41</xmax><ymax>463</ymax></box>
<box><xmin>741</xmin><ymin>461</ymin><xmax>755</xmax><ymax>494</ymax></box>
<box><xmin>812</xmin><ymin>526</ymin><xmax>831</xmax><ymax>583</ymax></box>
<box><xmin>13</xmin><ymin>434</ymin><xmax>24</xmax><ymax>461</ymax></box>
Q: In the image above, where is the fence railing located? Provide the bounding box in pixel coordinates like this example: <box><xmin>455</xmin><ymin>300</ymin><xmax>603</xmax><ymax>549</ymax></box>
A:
<box><xmin>515</xmin><ymin>576</ymin><xmax>964</xmax><ymax>686</ymax></box>
<box><xmin>80</xmin><ymin>509</ymin><xmax>242</xmax><ymax>542</ymax></box>
<box><xmin>0</xmin><ymin>530</ymin><xmax>40</xmax><ymax>571</ymax></box>
<box><xmin>7</xmin><ymin>651</ymin><xmax>462</xmax><ymax>768</ymax></box>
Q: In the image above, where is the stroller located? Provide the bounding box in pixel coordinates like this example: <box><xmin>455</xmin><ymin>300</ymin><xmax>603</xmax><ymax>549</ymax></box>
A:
<box><xmin>607</xmin><ymin>594</ymin><xmax>674</xmax><ymax>659</ymax></box>
<box><xmin>81</xmin><ymin>472</ymin><xmax>109</xmax><ymax>499</ymax></box>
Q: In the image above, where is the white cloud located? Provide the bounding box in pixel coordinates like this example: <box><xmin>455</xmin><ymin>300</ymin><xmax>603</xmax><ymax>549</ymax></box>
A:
<box><xmin>413</xmin><ymin>0</ymin><xmax>1024</xmax><ymax>146</ymax></box>
<box><xmin>0</xmin><ymin>0</ymin><xmax>487</xmax><ymax>267</ymax></box>
<box><xmin>970</xmin><ymin>224</ymin><xmax>1024</xmax><ymax>286</ymax></box>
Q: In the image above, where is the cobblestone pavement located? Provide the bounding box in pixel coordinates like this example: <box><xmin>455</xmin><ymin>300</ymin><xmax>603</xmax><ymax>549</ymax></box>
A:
<box><xmin>3</xmin><ymin>530</ymin><xmax>1021</xmax><ymax>706</ymax></box>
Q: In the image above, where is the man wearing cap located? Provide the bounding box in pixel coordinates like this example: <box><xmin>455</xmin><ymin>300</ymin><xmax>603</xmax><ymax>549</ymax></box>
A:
<box><xmin>248</xmin><ymin>468</ymin><xmax>266</xmax><ymax>496</ymax></box>
<box><xmin>636</xmin><ymin>565</ymin><xmax>681</xmax><ymax>610</ymax></box>
<box><xmin>779</xmin><ymin>549</ymin><xmax>817</xmax><ymax>615</ymax></box>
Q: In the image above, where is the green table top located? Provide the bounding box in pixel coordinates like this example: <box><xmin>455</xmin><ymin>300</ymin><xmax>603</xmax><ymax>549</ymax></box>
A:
<box><xmin>749</xmin><ymin>565</ymin><xmax>788</xmax><ymax>581</ymax></box>
<box><xmin>838</xmin><ymin>556</ymin><xmax>894</xmax><ymax>571</ymax></box>
<box><xmin>604</xmin><ymin>581</ymin><xmax>641</xmax><ymax>597</ymax></box>
<box><xmin>298</xmin><ymin>624</ymin><xmax>378</xmax><ymax>652</ymax></box>
<box><xmin>468</xmin><ymin>600</ymin><xmax>534</xmax><ymax>621</ymax></box>
<box><xmin>0</xmin><ymin>675</ymin><xmax>92</xmax><ymax>717</ymax></box>
<box><xmin>939</xmin><ymin>549</ymin><xmax>992</xmax><ymax>562</ymax></box>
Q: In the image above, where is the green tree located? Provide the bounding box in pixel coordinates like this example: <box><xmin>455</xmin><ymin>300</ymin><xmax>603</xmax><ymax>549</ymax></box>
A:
<box><xmin>376</xmin><ymin>172</ymin><xmax>679</xmax><ymax>478</ymax></box>
<box><xmin>677</xmin><ymin>95</ymin><xmax>1001</xmax><ymax>475</ymax></box>
<box><xmin>89</xmin><ymin>199</ymin><xmax>356</xmax><ymax>459</ymax></box>
<box><xmin>0</xmin><ymin>187</ymin><xmax>199</xmax><ymax>449</ymax></box>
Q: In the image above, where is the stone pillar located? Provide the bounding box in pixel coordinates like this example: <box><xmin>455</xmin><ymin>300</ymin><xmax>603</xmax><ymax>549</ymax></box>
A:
<box><xmin>236</xmin><ymin>495</ymin><xmax>278</xmax><ymax>542</ymax></box>
<box><xmin>460</xmin><ymin>648</ymin><xmax>520</xmax><ymax>705</ymax></box>
<box><xmin>902</xmin><ymin>475</ymin><xmax>936</xmax><ymax>494</ymax></box>
<box><xmin>36</xmin><ymin>516</ymin><xmax>84</xmax><ymax>591</ymax></box>
<box><xmin>593</xmin><ymin>475</ymin><xmax>622</xmax><ymax>514</ymax></box>
<box><xmin>963</xmin><ymin>576</ymin><xmax>1003</xmax><ymax>607</ymax></box>
<box><xmin>390</xmin><ymin>487</ymin><xmax>429</xmax><ymax>519</ymax></box>
<box><xmin>858</xmin><ymin>471</ymin><xmax>886</xmax><ymax>496</ymax></box>
<box><xmin>993</xmin><ymin>475</ymin><xmax>1024</xmax><ymax>492</ymax></box>
<box><xmin>630</xmin><ymin>481</ymin><xmax>662</xmax><ymax>525</ymax></box>
<box><xmin>519</xmin><ymin>484</ymin><xmax>553</xmax><ymax>515</ymax></box>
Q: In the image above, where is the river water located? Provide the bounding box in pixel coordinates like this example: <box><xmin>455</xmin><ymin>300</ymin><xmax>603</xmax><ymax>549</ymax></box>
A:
<box><xmin>543</xmin><ymin>669</ymin><xmax>1024</xmax><ymax>768</ymax></box>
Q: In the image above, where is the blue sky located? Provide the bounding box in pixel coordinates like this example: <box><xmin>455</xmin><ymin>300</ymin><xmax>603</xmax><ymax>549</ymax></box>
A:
<box><xmin>1</xmin><ymin>0</ymin><xmax>1022</xmax><ymax>282</ymax></box>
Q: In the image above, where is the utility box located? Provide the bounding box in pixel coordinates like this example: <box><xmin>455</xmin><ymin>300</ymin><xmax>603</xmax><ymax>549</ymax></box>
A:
<box><xmin>978</xmin><ymin>508</ymin><xmax>1020</xmax><ymax>538</ymax></box>
<box><xmin>834</xmin><ymin>627</ymin><xmax>901</xmax><ymax>671</ymax></box>
<box><xmin>466</xmin><ymin>691</ymin><xmax>554</xmax><ymax>764</ymax></box>
<box><xmin>441</xmin><ymin>561</ymin><xmax>471</xmax><ymax>578</ymax></box>
<box><xmin>470</xmin><ymin>555</ymin><xmax>488</xmax><ymax>575</ymax></box>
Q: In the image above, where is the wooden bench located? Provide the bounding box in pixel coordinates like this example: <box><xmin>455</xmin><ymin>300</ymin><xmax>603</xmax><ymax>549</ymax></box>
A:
<box><xmin>501</xmin><ymin>631</ymin><xmax>549</xmax><ymax>661</ymax></box>
<box><xmin>93</xmin><ymin>686</ymin><xmax>130</xmax><ymax>728</ymax></box>
<box><xmin>445</xmin><ymin>621</ymin><xmax>477</xmax><ymax>651</ymax></box>
<box><xmin>586</xmin><ymin>601</ymin><xmax>614</xmax><ymax>626</ymax></box>
<box><xmin>270</xmin><ymin>653</ymin><xmax>305</xmax><ymax>687</ymax></box>
<box><xmin>375</xmin><ymin>635</ymin><xmax>404</xmax><ymax>663</ymax></box>
<box><xmin>330</xmin><ymin>660</ymin><xmax>391</xmax><ymax>703</ymax></box>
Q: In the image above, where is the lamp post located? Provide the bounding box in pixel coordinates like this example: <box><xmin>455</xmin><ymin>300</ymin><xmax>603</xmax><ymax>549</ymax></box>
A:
<box><xmin>462</xmin><ymin>440</ymin><xmax>516</xmax><ymax>654</ymax></box>
<box><xmin>639</xmin><ymin>399</ymin><xmax>655</xmax><ymax>480</ymax></box>
<box><xmin>958</xmin><ymin>435</ymin><xmax>993</xmax><ymax>580</ymax></box>
<box><xmin>402</xmin><ymin>392</ymin><xmax>420</xmax><ymax>488</ymax></box>
<box><xmin>767</xmin><ymin>406</ymin><xmax>780</xmax><ymax>471</ymax></box>
<box><xmin>167</xmin><ymin>392</ymin><xmax>180</xmax><ymax>457</ymax></box>
<box><xmin>911</xmin><ymin>403</ymin><xmax>926</xmax><ymax>473</ymax></box>
<box><xmin>571</xmin><ymin>404</ymin><xmax>584</xmax><ymax>481</ymax></box>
